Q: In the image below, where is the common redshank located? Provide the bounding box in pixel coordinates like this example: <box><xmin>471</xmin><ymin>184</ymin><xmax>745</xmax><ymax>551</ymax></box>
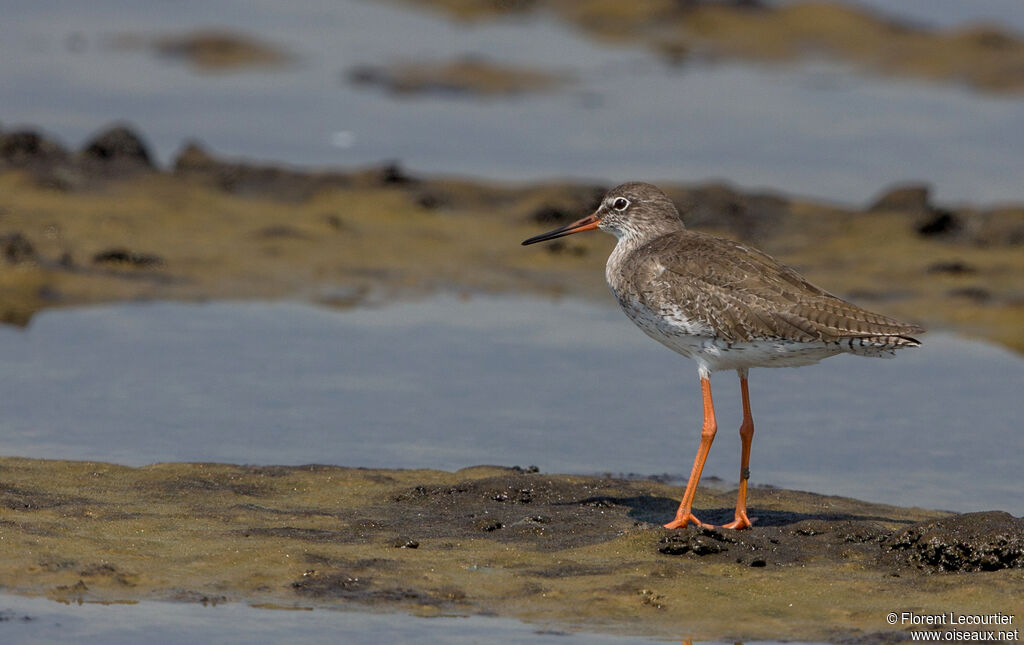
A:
<box><xmin>522</xmin><ymin>182</ymin><xmax>923</xmax><ymax>530</ymax></box>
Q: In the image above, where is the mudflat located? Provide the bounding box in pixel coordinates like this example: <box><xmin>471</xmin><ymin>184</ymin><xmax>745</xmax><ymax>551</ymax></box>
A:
<box><xmin>1</xmin><ymin>457</ymin><xmax>1021</xmax><ymax>642</ymax></box>
<box><xmin>2</xmin><ymin>125</ymin><xmax>1022</xmax><ymax>352</ymax></box>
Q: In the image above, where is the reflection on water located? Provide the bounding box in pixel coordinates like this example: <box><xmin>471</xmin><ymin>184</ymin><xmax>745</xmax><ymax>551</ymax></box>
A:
<box><xmin>0</xmin><ymin>297</ymin><xmax>1020</xmax><ymax>515</ymax></box>
<box><xmin>1</xmin><ymin>1</ymin><xmax>1023</xmax><ymax>204</ymax></box>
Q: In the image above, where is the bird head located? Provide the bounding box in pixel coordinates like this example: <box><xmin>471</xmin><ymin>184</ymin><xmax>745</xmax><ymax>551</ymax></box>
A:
<box><xmin>521</xmin><ymin>182</ymin><xmax>683</xmax><ymax>246</ymax></box>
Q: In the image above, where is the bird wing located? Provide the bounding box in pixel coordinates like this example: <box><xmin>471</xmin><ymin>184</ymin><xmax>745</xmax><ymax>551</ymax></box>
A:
<box><xmin>628</xmin><ymin>231</ymin><xmax>923</xmax><ymax>344</ymax></box>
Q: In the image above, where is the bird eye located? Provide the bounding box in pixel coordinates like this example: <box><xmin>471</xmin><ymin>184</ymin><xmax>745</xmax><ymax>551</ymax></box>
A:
<box><xmin>612</xmin><ymin>197</ymin><xmax>630</xmax><ymax>211</ymax></box>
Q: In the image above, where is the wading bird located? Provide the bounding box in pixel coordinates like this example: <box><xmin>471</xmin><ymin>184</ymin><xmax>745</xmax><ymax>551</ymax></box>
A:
<box><xmin>522</xmin><ymin>182</ymin><xmax>923</xmax><ymax>529</ymax></box>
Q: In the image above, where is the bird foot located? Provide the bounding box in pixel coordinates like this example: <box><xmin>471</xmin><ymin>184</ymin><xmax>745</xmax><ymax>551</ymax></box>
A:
<box><xmin>719</xmin><ymin>512</ymin><xmax>755</xmax><ymax>530</ymax></box>
<box><xmin>663</xmin><ymin>512</ymin><xmax>711</xmax><ymax>530</ymax></box>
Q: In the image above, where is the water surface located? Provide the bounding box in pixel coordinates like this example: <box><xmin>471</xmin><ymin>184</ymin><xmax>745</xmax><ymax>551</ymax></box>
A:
<box><xmin>1</xmin><ymin>1</ymin><xmax>1022</xmax><ymax>204</ymax></box>
<box><xmin>0</xmin><ymin>594</ymin><xmax>680</xmax><ymax>645</ymax></box>
<box><xmin>1</xmin><ymin>297</ymin><xmax>1019</xmax><ymax>515</ymax></box>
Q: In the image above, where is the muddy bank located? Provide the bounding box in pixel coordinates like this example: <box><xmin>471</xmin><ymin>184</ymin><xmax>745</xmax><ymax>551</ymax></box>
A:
<box><xmin>0</xmin><ymin>457</ymin><xmax>1020</xmax><ymax>642</ymax></box>
<box><xmin>1</xmin><ymin>123</ymin><xmax>1022</xmax><ymax>351</ymax></box>
<box><xmin>110</xmin><ymin>29</ymin><xmax>294</xmax><ymax>73</ymax></box>
<box><xmin>347</xmin><ymin>56</ymin><xmax>571</xmax><ymax>97</ymax></box>
<box><xmin>388</xmin><ymin>0</ymin><xmax>1024</xmax><ymax>95</ymax></box>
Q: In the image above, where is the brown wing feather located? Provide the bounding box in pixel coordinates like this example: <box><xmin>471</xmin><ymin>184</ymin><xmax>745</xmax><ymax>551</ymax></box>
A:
<box><xmin>626</xmin><ymin>231</ymin><xmax>924</xmax><ymax>344</ymax></box>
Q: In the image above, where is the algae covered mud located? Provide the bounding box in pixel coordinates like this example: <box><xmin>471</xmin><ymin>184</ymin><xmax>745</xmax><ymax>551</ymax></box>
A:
<box><xmin>1</xmin><ymin>458</ymin><xmax>1022</xmax><ymax>643</ymax></box>
<box><xmin>1</xmin><ymin>124</ymin><xmax>1023</xmax><ymax>353</ymax></box>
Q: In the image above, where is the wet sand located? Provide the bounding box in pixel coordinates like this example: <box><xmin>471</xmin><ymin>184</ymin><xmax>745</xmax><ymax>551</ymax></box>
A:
<box><xmin>1</xmin><ymin>457</ymin><xmax>1021</xmax><ymax>642</ymax></box>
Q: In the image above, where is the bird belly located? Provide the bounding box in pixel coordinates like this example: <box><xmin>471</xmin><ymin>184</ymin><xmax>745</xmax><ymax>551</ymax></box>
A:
<box><xmin>694</xmin><ymin>340</ymin><xmax>846</xmax><ymax>371</ymax></box>
<box><xmin>618</xmin><ymin>300</ymin><xmax>711</xmax><ymax>360</ymax></box>
<box><xmin>616</xmin><ymin>297</ymin><xmax>846</xmax><ymax>372</ymax></box>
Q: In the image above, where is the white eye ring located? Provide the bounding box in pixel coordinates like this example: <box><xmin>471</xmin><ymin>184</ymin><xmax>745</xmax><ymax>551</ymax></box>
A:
<box><xmin>612</xmin><ymin>197</ymin><xmax>630</xmax><ymax>211</ymax></box>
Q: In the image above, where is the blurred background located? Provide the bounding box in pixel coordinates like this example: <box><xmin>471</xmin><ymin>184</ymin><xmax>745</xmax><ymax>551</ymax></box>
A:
<box><xmin>2</xmin><ymin>0</ymin><xmax>1023</xmax><ymax>641</ymax></box>
<box><xmin>3</xmin><ymin>0</ymin><xmax>1024</xmax><ymax>202</ymax></box>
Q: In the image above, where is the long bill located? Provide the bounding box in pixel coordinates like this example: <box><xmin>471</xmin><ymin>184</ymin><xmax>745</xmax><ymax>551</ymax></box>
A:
<box><xmin>521</xmin><ymin>213</ymin><xmax>600</xmax><ymax>245</ymax></box>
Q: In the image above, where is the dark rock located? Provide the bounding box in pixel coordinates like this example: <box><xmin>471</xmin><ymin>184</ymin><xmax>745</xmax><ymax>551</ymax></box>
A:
<box><xmin>491</xmin><ymin>487</ymin><xmax>533</xmax><ymax>503</ymax></box>
<box><xmin>916</xmin><ymin>209</ymin><xmax>961</xmax><ymax>236</ymax></box>
<box><xmin>92</xmin><ymin>248</ymin><xmax>163</xmax><ymax>268</ymax></box>
<box><xmin>81</xmin><ymin>125</ymin><xmax>154</xmax><ymax>169</ymax></box>
<box><xmin>392</xmin><ymin>537</ymin><xmax>419</xmax><ymax>549</ymax></box>
<box><xmin>1</xmin><ymin>232</ymin><xmax>36</xmax><ymax>264</ymax></box>
<box><xmin>0</xmin><ymin>130</ymin><xmax>69</xmax><ymax>166</ymax></box>
<box><xmin>869</xmin><ymin>183</ymin><xmax>932</xmax><ymax>214</ymax></box>
<box><xmin>659</xmin><ymin>527</ymin><xmax>734</xmax><ymax>556</ymax></box>
<box><xmin>474</xmin><ymin>518</ymin><xmax>504</xmax><ymax>532</ymax></box>
<box><xmin>379</xmin><ymin>162</ymin><xmax>413</xmax><ymax>185</ymax></box>
<box><xmin>885</xmin><ymin>511</ymin><xmax>1024</xmax><ymax>572</ymax></box>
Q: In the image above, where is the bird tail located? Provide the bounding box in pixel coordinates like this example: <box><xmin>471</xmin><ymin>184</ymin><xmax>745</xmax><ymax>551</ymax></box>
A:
<box><xmin>842</xmin><ymin>333</ymin><xmax>922</xmax><ymax>358</ymax></box>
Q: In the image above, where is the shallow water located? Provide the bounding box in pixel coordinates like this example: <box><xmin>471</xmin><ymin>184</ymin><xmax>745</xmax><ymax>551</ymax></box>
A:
<box><xmin>0</xmin><ymin>594</ymin><xmax>687</xmax><ymax>645</ymax></box>
<box><xmin>2</xmin><ymin>1</ymin><xmax>1023</xmax><ymax>204</ymax></box>
<box><xmin>1</xmin><ymin>297</ymin><xmax>1020</xmax><ymax>515</ymax></box>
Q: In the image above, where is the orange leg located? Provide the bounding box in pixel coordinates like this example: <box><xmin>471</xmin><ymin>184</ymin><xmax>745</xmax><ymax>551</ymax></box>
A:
<box><xmin>721</xmin><ymin>372</ymin><xmax>755</xmax><ymax>530</ymax></box>
<box><xmin>664</xmin><ymin>376</ymin><xmax>716</xmax><ymax>529</ymax></box>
